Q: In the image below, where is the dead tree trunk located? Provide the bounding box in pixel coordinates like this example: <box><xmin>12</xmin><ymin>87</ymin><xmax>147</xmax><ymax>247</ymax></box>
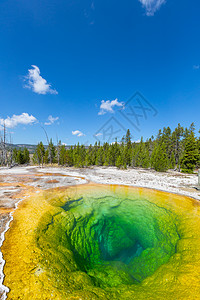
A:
<box><xmin>1</xmin><ymin>123</ymin><xmax>7</xmax><ymax>166</ymax></box>
<box><xmin>41</xmin><ymin>126</ymin><xmax>52</xmax><ymax>165</ymax></box>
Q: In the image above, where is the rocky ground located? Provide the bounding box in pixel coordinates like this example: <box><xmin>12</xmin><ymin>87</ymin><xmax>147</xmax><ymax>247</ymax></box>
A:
<box><xmin>37</xmin><ymin>166</ymin><xmax>200</xmax><ymax>199</ymax></box>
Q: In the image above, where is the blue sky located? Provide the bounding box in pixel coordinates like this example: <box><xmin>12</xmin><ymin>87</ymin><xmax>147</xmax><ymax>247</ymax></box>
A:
<box><xmin>0</xmin><ymin>0</ymin><xmax>200</xmax><ymax>145</ymax></box>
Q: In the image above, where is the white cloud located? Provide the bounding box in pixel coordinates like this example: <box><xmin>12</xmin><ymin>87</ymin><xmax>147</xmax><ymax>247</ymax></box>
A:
<box><xmin>95</xmin><ymin>133</ymin><xmax>103</xmax><ymax>137</ymax></box>
<box><xmin>98</xmin><ymin>98</ymin><xmax>124</xmax><ymax>115</ymax></box>
<box><xmin>24</xmin><ymin>65</ymin><xmax>58</xmax><ymax>95</ymax></box>
<box><xmin>139</xmin><ymin>0</ymin><xmax>166</xmax><ymax>16</ymax></box>
<box><xmin>72</xmin><ymin>130</ymin><xmax>86</xmax><ymax>137</ymax></box>
<box><xmin>0</xmin><ymin>113</ymin><xmax>37</xmax><ymax>129</ymax></box>
<box><xmin>44</xmin><ymin>115</ymin><xmax>59</xmax><ymax>125</ymax></box>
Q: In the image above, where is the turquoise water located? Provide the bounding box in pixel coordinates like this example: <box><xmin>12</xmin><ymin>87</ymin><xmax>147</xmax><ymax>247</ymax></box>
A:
<box><xmin>36</xmin><ymin>192</ymin><xmax>180</xmax><ymax>289</ymax></box>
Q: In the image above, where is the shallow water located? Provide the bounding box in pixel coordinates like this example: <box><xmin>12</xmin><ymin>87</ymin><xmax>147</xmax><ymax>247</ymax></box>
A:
<box><xmin>2</xmin><ymin>184</ymin><xmax>200</xmax><ymax>299</ymax></box>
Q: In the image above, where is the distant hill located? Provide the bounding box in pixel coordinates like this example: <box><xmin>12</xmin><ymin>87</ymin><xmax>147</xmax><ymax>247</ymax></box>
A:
<box><xmin>7</xmin><ymin>144</ymin><xmax>88</xmax><ymax>154</ymax></box>
<box><xmin>7</xmin><ymin>144</ymin><xmax>40</xmax><ymax>154</ymax></box>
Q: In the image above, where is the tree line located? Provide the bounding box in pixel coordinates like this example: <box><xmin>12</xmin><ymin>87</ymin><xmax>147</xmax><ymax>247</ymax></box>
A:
<box><xmin>0</xmin><ymin>123</ymin><xmax>30</xmax><ymax>166</ymax></box>
<box><xmin>0</xmin><ymin>146</ymin><xmax>30</xmax><ymax>166</ymax></box>
<box><xmin>32</xmin><ymin>123</ymin><xmax>200</xmax><ymax>173</ymax></box>
<box><xmin>12</xmin><ymin>148</ymin><xmax>30</xmax><ymax>165</ymax></box>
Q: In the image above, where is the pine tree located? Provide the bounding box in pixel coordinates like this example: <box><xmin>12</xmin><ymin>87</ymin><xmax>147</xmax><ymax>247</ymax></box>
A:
<box><xmin>59</xmin><ymin>145</ymin><xmax>67</xmax><ymax>165</ymax></box>
<box><xmin>146</xmin><ymin>137</ymin><xmax>154</xmax><ymax>157</ymax></box>
<box><xmin>84</xmin><ymin>145</ymin><xmax>93</xmax><ymax>167</ymax></box>
<box><xmin>44</xmin><ymin>149</ymin><xmax>49</xmax><ymax>164</ymax></box>
<box><xmin>157</xmin><ymin>129</ymin><xmax>162</xmax><ymax>141</ymax></box>
<box><xmin>171</xmin><ymin>123</ymin><xmax>184</xmax><ymax>169</ymax></box>
<box><xmin>92</xmin><ymin>142</ymin><xmax>98</xmax><ymax>165</ymax></box>
<box><xmin>96</xmin><ymin>147</ymin><xmax>104</xmax><ymax>166</ymax></box>
<box><xmin>34</xmin><ymin>142</ymin><xmax>45</xmax><ymax>166</ymax></box>
<box><xmin>123</xmin><ymin>161</ymin><xmax>127</xmax><ymax>169</ymax></box>
<box><xmin>189</xmin><ymin>122</ymin><xmax>195</xmax><ymax>134</ymax></box>
<box><xmin>151</xmin><ymin>142</ymin><xmax>168</xmax><ymax>172</ymax></box>
<box><xmin>141</xmin><ymin>148</ymin><xmax>150</xmax><ymax>169</ymax></box>
<box><xmin>162</xmin><ymin>127</ymin><xmax>172</xmax><ymax>159</ymax></box>
<box><xmin>197</xmin><ymin>130</ymin><xmax>200</xmax><ymax>167</ymax></box>
<box><xmin>131</xmin><ymin>145</ymin><xmax>138</xmax><ymax>167</ymax></box>
<box><xmin>48</xmin><ymin>139</ymin><xmax>56</xmax><ymax>165</ymax></box>
<box><xmin>23</xmin><ymin>147</ymin><xmax>30</xmax><ymax>164</ymax></box>
<box><xmin>57</xmin><ymin>140</ymin><xmax>62</xmax><ymax>165</ymax></box>
<box><xmin>125</xmin><ymin>129</ymin><xmax>131</xmax><ymax>145</ymax></box>
<box><xmin>104</xmin><ymin>147</ymin><xmax>111</xmax><ymax>166</ymax></box>
<box><xmin>66</xmin><ymin>146</ymin><xmax>74</xmax><ymax>166</ymax></box>
<box><xmin>169</xmin><ymin>152</ymin><xmax>176</xmax><ymax>169</ymax></box>
<box><xmin>72</xmin><ymin>144</ymin><xmax>86</xmax><ymax>167</ymax></box>
<box><xmin>113</xmin><ymin>141</ymin><xmax>120</xmax><ymax>166</ymax></box>
<box><xmin>32</xmin><ymin>152</ymin><xmax>38</xmax><ymax>165</ymax></box>
<box><xmin>136</xmin><ymin>137</ymin><xmax>150</xmax><ymax>168</ymax></box>
<box><xmin>116</xmin><ymin>154</ymin><xmax>123</xmax><ymax>169</ymax></box>
<box><xmin>16</xmin><ymin>149</ymin><xmax>24</xmax><ymax>164</ymax></box>
<box><xmin>73</xmin><ymin>144</ymin><xmax>79</xmax><ymax>167</ymax></box>
<box><xmin>181</xmin><ymin>132</ymin><xmax>199</xmax><ymax>173</ymax></box>
<box><xmin>124</xmin><ymin>129</ymin><xmax>132</xmax><ymax>166</ymax></box>
<box><xmin>79</xmin><ymin>145</ymin><xmax>86</xmax><ymax>167</ymax></box>
<box><xmin>13</xmin><ymin>148</ymin><xmax>18</xmax><ymax>164</ymax></box>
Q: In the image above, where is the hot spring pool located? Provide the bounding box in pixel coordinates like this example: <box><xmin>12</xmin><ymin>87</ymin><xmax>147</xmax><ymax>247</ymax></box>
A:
<box><xmin>2</xmin><ymin>184</ymin><xmax>200</xmax><ymax>299</ymax></box>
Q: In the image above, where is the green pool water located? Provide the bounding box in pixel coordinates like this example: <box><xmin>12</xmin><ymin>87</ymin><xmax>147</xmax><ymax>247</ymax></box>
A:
<box><xmin>35</xmin><ymin>187</ymin><xmax>180</xmax><ymax>292</ymax></box>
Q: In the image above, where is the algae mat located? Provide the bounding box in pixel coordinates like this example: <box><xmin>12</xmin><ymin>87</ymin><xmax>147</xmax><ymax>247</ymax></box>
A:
<box><xmin>2</xmin><ymin>183</ymin><xmax>200</xmax><ymax>299</ymax></box>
